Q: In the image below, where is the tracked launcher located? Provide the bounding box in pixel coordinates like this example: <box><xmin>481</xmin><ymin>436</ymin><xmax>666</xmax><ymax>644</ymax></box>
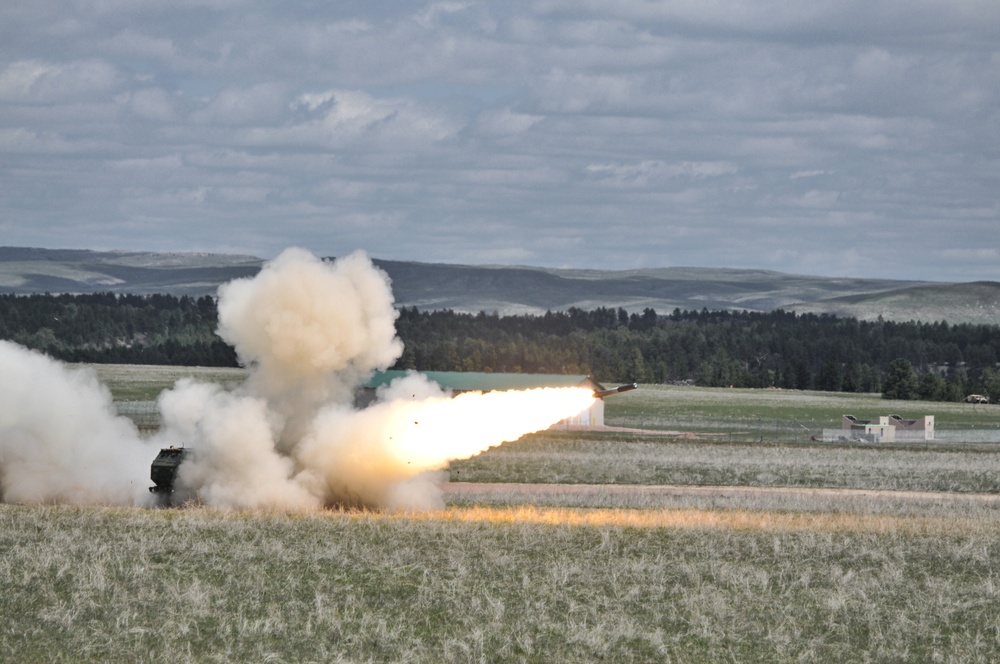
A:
<box><xmin>149</xmin><ymin>446</ymin><xmax>189</xmax><ymax>500</ymax></box>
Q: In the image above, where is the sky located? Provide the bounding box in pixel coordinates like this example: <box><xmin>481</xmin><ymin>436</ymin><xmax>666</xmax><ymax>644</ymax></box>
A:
<box><xmin>1</xmin><ymin>1</ymin><xmax>998</xmax><ymax>282</ymax></box>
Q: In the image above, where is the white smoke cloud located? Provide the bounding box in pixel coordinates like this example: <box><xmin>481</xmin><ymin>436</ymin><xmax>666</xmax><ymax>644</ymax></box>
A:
<box><xmin>157</xmin><ymin>379</ymin><xmax>318</xmax><ymax>511</ymax></box>
<box><xmin>160</xmin><ymin>247</ymin><xmax>416</xmax><ymax>509</ymax></box>
<box><xmin>0</xmin><ymin>341</ymin><xmax>152</xmax><ymax>505</ymax></box>
<box><xmin>216</xmin><ymin>248</ymin><xmax>401</xmax><ymax>398</ymax></box>
<box><xmin>0</xmin><ymin>247</ymin><xmax>594</xmax><ymax>510</ymax></box>
<box><xmin>215</xmin><ymin>248</ymin><xmax>402</xmax><ymax>444</ymax></box>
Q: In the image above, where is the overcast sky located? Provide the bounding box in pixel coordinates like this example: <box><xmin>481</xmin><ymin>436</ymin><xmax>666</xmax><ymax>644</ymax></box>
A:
<box><xmin>2</xmin><ymin>1</ymin><xmax>998</xmax><ymax>281</ymax></box>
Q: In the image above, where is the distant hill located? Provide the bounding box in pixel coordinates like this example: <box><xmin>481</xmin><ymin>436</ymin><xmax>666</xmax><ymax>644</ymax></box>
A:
<box><xmin>798</xmin><ymin>282</ymin><xmax>1000</xmax><ymax>326</ymax></box>
<box><xmin>0</xmin><ymin>246</ymin><xmax>997</xmax><ymax>325</ymax></box>
<box><xmin>0</xmin><ymin>247</ymin><xmax>261</xmax><ymax>296</ymax></box>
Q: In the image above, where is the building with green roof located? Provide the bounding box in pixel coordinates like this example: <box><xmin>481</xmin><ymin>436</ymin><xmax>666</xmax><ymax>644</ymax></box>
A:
<box><xmin>358</xmin><ymin>371</ymin><xmax>610</xmax><ymax>426</ymax></box>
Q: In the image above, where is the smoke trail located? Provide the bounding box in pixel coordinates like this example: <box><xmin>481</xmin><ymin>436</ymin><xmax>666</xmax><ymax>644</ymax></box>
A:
<box><xmin>0</xmin><ymin>247</ymin><xmax>595</xmax><ymax>510</ymax></box>
<box><xmin>295</xmin><ymin>374</ymin><xmax>596</xmax><ymax>509</ymax></box>
<box><xmin>0</xmin><ymin>341</ymin><xmax>151</xmax><ymax>505</ymax></box>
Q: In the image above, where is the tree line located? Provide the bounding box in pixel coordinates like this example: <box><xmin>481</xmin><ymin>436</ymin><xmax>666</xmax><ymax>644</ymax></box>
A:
<box><xmin>2</xmin><ymin>293</ymin><xmax>999</xmax><ymax>402</ymax></box>
<box><xmin>0</xmin><ymin>293</ymin><xmax>237</xmax><ymax>367</ymax></box>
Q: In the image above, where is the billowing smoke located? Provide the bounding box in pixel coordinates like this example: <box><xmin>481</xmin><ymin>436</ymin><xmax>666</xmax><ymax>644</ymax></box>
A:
<box><xmin>0</xmin><ymin>247</ymin><xmax>595</xmax><ymax>510</ymax></box>
<box><xmin>0</xmin><ymin>341</ymin><xmax>151</xmax><ymax>505</ymax></box>
<box><xmin>215</xmin><ymin>248</ymin><xmax>402</xmax><ymax>417</ymax></box>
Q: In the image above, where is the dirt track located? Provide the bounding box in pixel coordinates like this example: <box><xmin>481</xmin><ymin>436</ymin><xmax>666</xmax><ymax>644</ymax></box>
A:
<box><xmin>443</xmin><ymin>481</ymin><xmax>1000</xmax><ymax>504</ymax></box>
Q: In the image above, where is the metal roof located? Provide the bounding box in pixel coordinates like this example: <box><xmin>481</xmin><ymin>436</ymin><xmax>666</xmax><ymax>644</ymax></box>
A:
<box><xmin>364</xmin><ymin>370</ymin><xmax>602</xmax><ymax>393</ymax></box>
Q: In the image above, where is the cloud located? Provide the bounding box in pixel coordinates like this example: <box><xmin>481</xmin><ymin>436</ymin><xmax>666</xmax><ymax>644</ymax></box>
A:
<box><xmin>193</xmin><ymin>83</ymin><xmax>288</xmax><ymax>125</ymax></box>
<box><xmin>0</xmin><ymin>128</ymin><xmax>61</xmax><ymax>153</ymax></box>
<box><xmin>101</xmin><ymin>29</ymin><xmax>179</xmax><ymax>63</ymax></box>
<box><xmin>0</xmin><ymin>59</ymin><xmax>122</xmax><ymax>103</ymax></box>
<box><xmin>0</xmin><ymin>1</ymin><xmax>998</xmax><ymax>280</ymax></box>
<box><xmin>473</xmin><ymin>108</ymin><xmax>544</xmax><ymax>136</ymax></box>
<box><xmin>587</xmin><ymin>160</ymin><xmax>738</xmax><ymax>186</ymax></box>
<box><xmin>126</xmin><ymin>87</ymin><xmax>177</xmax><ymax>121</ymax></box>
<box><xmin>940</xmin><ymin>248</ymin><xmax>1000</xmax><ymax>262</ymax></box>
<box><xmin>274</xmin><ymin>88</ymin><xmax>464</xmax><ymax>148</ymax></box>
<box><xmin>790</xmin><ymin>170</ymin><xmax>830</xmax><ymax>180</ymax></box>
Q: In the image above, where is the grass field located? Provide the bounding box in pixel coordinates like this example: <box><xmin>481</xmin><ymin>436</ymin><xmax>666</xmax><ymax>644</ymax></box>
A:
<box><xmin>87</xmin><ymin>364</ymin><xmax>247</xmax><ymax>402</ymax></box>
<box><xmin>3</xmin><ymin>504</ymin><xmax>1000</xmax><ymax>663</ymax></box>
<box><xmin>606</xmin><ymin>384</ymin><xmax>1000</xmax><ymax>437</ymax></box>
<box><xmin>449</xmin><ymin>431</ymin><xmax>1000</xmax><ymax>492</ymax></box>
<box><xmin>5</xmin><ymin>369</ymin><xmax>1000</xmax><ymax>662</ymax></box>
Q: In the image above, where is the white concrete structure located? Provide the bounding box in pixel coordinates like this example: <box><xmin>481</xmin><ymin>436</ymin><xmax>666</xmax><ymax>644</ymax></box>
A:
<box><xmin>840</xmin><ymin>414</ymin><xmax>935</xmax><ymax>442</ymax></box>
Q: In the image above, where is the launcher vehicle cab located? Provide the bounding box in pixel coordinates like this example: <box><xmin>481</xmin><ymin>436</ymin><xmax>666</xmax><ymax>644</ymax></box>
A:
<box><xmin>149</xmin><ymin>446</ymin><xmax>189</xmax><ymax>496</ymax></box>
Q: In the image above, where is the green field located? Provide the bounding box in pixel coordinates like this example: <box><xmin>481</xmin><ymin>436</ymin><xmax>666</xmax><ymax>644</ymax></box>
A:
<box><xmin>87</xmin><ymin>364</ymin><xmax>248</xmax><ymax>401</ymax></box>
<box><xmin>606</xmin><ymin>384</ymin><xmax>1000</xmax><ymax>437</ymax></box>
<box><xmin>5</xmin><ymin>369</ymin><xmax>1000</xmax><ymax>662</ymax></box>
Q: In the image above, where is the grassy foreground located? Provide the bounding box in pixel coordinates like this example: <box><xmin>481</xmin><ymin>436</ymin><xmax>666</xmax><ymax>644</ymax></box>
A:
<box><xmin>3</xmin><ymin>504</ymin><xmax>1000</xmax><ymax>663</ymax></box>
<box><xmin>9</xmin><ymin>369</ymin><xmax>1000</xmax><ymax>662</ymax></box>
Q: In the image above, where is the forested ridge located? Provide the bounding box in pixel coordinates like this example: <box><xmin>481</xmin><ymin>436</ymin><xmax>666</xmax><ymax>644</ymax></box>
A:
<box><xmin>3</xmin><ymin>293</ymin><xmax>1000</xmax><ymax>401</ymax></box>
<box><xmin>0</xmin><ymin>293</ymin><xmax>236</xmax><ymax>367</ymax></box>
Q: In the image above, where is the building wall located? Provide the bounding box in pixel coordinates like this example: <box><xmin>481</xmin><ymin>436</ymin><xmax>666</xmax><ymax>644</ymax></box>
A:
<box><xmin>842</xmin><ymin>414</ymin><xmax>935</xmax><ymax>441</ymax></box>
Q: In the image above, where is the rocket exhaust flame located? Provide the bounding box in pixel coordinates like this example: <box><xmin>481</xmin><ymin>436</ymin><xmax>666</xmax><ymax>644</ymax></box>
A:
<box><xmin>296</xmin><ymin>382</ymin><xmax>596</xmax><ymax>509</ymax></box>
<box><xmin>0</xmin><ymin>247</ymin><xmax>595</xmax><ymax>510</ymax></box>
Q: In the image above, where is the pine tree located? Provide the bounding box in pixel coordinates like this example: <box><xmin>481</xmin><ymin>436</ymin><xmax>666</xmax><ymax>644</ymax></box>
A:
<box><xmin>883</xmin><ymin>358</ymin><xmax>919</xmax><ymax>400</ymax></box>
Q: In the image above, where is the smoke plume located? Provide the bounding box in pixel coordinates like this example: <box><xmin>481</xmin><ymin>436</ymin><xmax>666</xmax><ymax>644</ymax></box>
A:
<box><xmin>0</xmin><ymin>248</ymin><xmax>595</xmax><ymax>510</ymax></box>
<box><xmin>0</xmin><ymin>341</ymin><xmax>152</xmax><ymax>505</ymax></box>
<box><xmin>216</xmin><ymin>248</ymin><xmax>402</xmax><ymax>410</ymax></box>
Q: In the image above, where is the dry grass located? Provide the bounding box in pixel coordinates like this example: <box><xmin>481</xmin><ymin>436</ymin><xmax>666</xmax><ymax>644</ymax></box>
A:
<box><xmin>3</xmin><ymin>504</ymin><xmax>1000</xmax><ymax>663</ymax></box>
<box><xmin>452</xmin><ymin>432</ymin><xmax>1000</xmax><ymax>493</ymax></box>
<box><xmin>443</xmin><ymin>481</ymin><xmax>1000</xmax><ymax>519</ymax></box>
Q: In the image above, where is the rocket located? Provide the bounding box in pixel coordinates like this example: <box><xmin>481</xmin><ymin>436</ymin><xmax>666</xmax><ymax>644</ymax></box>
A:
<box><xmin>593</xmin><ymin>383</ymin><xmax>638</xmax><ymax>398</ymax></box>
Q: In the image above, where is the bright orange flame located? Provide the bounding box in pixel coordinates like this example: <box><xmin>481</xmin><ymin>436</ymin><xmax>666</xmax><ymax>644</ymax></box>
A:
<box><xmin>383</xmin><ymin>386</ymin><xmax>596</xmax><ymax>470</ymax></box>
<box><xmin>298</xmin><ymin>386</ymin><xmax>597</xmax><ymax>508</ymax></box>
